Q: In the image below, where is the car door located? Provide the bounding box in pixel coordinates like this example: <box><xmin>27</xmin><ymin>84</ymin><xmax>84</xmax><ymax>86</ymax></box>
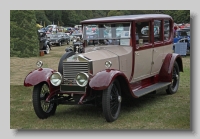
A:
<box><xmin>151</xmin><ymin>19</ymin><xmax>173</xmax><ymax>75</ymax></box>
<box><xmin>151</xmin><ymin>20</ymin><xmax>165</xmax><ymax>75</ymax></box>
<box><xmin>132</xmin><ymin>20</ymin><xmax>153</xmax><ymax>82</ymax></box>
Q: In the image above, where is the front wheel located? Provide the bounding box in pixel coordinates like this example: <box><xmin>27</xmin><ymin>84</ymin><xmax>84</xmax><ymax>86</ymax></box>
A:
<box><xmin>32</xmin><ymin>82</ymin><xmax>57</xmax><ymax>119</ymax></box>
<box><xmin>102</xmin><ymin>79</ymin><xmax>122</xmax><ymax>122</ymax></box>
<box><xmin>166</xmin><ymin>61</ymin><xmax>180</xmax><ymax>94</ymax></box>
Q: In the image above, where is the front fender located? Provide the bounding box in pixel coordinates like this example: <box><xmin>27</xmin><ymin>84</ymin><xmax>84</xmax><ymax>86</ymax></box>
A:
<box><xmin>89</xmin><ymin>69</ymin><xmax>129</xmax><ymax>90</ymax></box>
<box><xmin>24</xmin><ymin>68</ymin><xmax>56</xmax><ymax>87</ymax></box>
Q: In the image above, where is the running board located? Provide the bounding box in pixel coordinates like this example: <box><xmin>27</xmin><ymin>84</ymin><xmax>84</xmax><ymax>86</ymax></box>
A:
<box><xmin>133</xmin><ymin>82</ymin><xmax>171</xmax><ymax>98</ymax></box>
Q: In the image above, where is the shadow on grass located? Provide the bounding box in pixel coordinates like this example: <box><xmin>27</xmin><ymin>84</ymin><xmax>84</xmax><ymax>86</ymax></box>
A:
<box><xmin>52</xmin><ymin>89</ymin><xmax>169</xmax><ymax>120</ymax></box>
<box><xmin>11</xmin><ymin>85</ymin><xmax>173</xmax><ymax>120</ymax></box>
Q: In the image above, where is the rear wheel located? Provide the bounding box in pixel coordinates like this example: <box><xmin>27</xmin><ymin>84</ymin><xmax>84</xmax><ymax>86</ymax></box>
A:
<box><xmin>44</xmin><ymin>45</ymin><xmax>50</xmax><ymax>54</ymax></box>
<box><xmin>59</xmin><ymin>41</ymin><xmax>62</xmax><ymax>46</ymax></box>
<box><xmin>32</xmin><ymin>82</ymin><xmax>57</xmax><ymax>119</ymax></box>
<box><xmin>102</xmin><ymin>79</ymin><xmax>121</xmax><ymax>122</ymax></box>
<box><xmin>166</xmin><ymin>61</ymin><xmax>180</xmax><ymax>94</ymax></box>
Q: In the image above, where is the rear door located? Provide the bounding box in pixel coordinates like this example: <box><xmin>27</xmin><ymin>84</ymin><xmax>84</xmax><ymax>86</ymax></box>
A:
<box><xmin>151</xmin><ymin>19</ymin><xmax>164</xmax><ymax>75</ymax></box>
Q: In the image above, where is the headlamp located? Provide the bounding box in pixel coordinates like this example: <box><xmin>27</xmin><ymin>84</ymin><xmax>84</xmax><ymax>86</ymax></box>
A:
<box><xmin>75</xmin><ymin>72</ymin><xmax>89</xmax><ymax>87</ymax></box>
<box><xmin>50</xmin><ymin>72</ymin><xmax>62</xmax><ymax>86</ymax></box>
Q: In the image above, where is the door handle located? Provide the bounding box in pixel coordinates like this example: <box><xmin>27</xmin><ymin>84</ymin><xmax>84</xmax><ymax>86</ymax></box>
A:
<box><xmin>135</xmin><ymin>52</ymin><xmax>139</xmax><ymax>56</ymax></box>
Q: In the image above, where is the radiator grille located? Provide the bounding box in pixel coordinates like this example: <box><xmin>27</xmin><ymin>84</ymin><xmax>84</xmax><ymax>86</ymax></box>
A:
<box><xmin>63</xmin><ymin>62</ymin><xmax>88</xmax><ymax>84</ymax></box>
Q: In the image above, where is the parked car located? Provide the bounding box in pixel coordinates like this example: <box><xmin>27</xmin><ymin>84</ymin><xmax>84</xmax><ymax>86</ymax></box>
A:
<box><xmin>24</xmin><ymin>14</ymin><xmax>183</xmax><ymax>122</ymax></box>
<box><xmin>57</xmin><ymin>32</ymin><xmax>70</xmax><ymax>45</ymax></box>
<box><xmin>49</xmin><ymin>33</ymin><xmax>70</xmax><ymax>46</ymax></box>
<box><xmin>173</xmin><ymin>28</ymin><xmax>190</xmax><ymax>54</ymax></box>
<box><xmin>70</xmin><ymin>32</ymin><xmax>83</xmax><ymax>42</ymax></box>
<box><xmin>46</xmin><ymin>24</ymin><xmax>58</xmax><ymax>32</ymax></box>
<box><xmin>38</xmin><ymin>30</ymin><xmax>52</xmax><ymax>54</ymax></box>
<box><xmin>86</xmin><ymin>32</ymin><xmax>98</xmax><ymax>45</ymax></box>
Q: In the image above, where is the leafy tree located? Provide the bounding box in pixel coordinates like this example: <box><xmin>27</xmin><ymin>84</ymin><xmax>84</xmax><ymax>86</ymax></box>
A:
<box><xmin>45</xmin><ymin>10</ymin><xmax>64</xmax><ymax>26</ymax></box>
<box><xmin>162</xmin><ymin>10</ymin><xmax>190</xmax><ymax>23</ymax></box>
<box><xmin>108</xmin><ymin>10</ymin><xmax>124</xmax><ymax>16</ymax></box>
<box><xmin>10</xmin><ymin>10</ymin><xmax>39</xmax><ymax>57</ymax></box>
<box><xmin>35</xmin><ymin>10</ymin><xmax>51</xmax><ymax>26</ymax></box>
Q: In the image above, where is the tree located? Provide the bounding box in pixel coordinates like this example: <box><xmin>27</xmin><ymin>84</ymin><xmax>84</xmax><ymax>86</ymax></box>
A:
<box><xmin>45</xmin><ymin>10</ymin><xmax>64</xmax><ymax>26</ymax></box>
<box><xmin>10</xmin><ymin>10</ymin><xmax>39</xmax><ymax>57</ymax></box>
<box><xmin>161</xmin><ymin>10</ymin><xmax>190</xmax><ymax>23</ymax></box>
<box><xmin>35</xmin><ymin>10</ymin><xmax>51</xmax><ymax>26</ymax></box>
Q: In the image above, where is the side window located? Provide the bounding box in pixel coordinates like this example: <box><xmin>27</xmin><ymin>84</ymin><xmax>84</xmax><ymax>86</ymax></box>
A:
<box><xmin>154</xmin><ymin>20</ymin><xmax>162</xmax><ymax>42</ymax></box>
<box><xmin>164</xmin><ymin>20</ymin><xmax>170</xmax><ymax>41</ymax></box>
<box><xmin>135</xmin><ymin>21</ymin><xmax>151</xmax><ymax>46</ymax></box>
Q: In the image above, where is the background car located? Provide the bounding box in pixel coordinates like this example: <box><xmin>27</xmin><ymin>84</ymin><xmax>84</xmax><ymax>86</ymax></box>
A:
<box><xmin>38</xmin><ymin>30</ymin><xmax>51</xmax><ymax>54</ymax></box>
<box><xmin>49</xmin><ymin>33</ymin><xmax>70</xmax><ymax>46</ymax></box>
<box><xmin>57</xmin><ymin>32</ymin><xmax>70</xmax><ymax>45</ymax></box>
<box><xmin>173</xmin><ymin>28</ymin><xmax>190</xmax><ymax>54</ymax></box>
<box><xmin>70</xmin><ymin>32</ymin><xmax>83</xmax><ymax>42</ymax></box>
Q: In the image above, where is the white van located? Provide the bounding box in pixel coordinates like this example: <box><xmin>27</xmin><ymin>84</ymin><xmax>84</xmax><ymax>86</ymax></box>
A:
<box><xmin>46</xmin><ymin>25</ymin><xmax>57</xmax><ymax>32</ymax></box>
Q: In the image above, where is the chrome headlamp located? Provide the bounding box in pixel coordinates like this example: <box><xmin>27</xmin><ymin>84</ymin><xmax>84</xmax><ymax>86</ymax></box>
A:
<box><xmin>50</xmin><ymin>72</ymin><xmax>62</xmax><ymax>86</ymax></box>
<box><xmin>75</xmin><ymin>72</ymin><xmax>89</xmax><ymax>87</ymax></box>
<box><xmin>36</xmin><ymin>61</ymin><xmax>43</xmax><ymax>68</ymax></box>
<box><xmin>105</xmin><ymin>61</ymin><xmax>112</xmax><ymax>68</ymax></box>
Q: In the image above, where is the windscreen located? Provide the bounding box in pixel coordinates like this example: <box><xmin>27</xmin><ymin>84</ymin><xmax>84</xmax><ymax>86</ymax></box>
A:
<box><xmin>82</xmin><ymin>22</ymin><xmax>131</xmax><ymax>46</ymax></box>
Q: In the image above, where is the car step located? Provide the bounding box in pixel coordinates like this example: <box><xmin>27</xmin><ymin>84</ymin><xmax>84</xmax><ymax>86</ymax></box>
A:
<box><xmin>133</xmin><ymin>82</ymin><xmax>171</xmax><ymax>98</ymax></box>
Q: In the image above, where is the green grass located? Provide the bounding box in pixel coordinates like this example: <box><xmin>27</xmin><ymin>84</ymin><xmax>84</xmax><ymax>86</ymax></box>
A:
<box><xmin>10</xmin><ymin>56</ymin><xmax>190</xmax><ymax>130</ymax></box>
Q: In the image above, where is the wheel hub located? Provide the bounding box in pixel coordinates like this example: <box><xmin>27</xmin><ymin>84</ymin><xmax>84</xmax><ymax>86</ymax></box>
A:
<box><xmin>176</xmin><ymin>74</ymin><xmax>179</xmax><ymax>79</ymax></box>
<box><xmin>118</xmin><ymin>96</ymin><xmax>122</xmax><ymax>103</ymax></box>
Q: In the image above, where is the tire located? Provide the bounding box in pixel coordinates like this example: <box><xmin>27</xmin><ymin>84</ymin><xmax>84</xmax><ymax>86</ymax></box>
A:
<box><xmin>166</xmin><ymin>61</ymin><xmax>180</xmax><ymax>94</ymax></box>
<box><xmin>102</xmin><ymin>79</ymin><xmax>122</xmax><ymax>122</ymax></box>
<box><xmin>59</xmin><ymin>41</ymin><xmax>62</xmax><ymax>46</ymax></box>
<box><xmin>44</xmin><ymin>45</ymin><xmax>50</xmax><ymax>54</ymax></box>
<box><xmin>32</xmin><ymin>82</ymin><xmax>57</xmax><ymax>119</ymax></box>
<box><xmin>58</xmin><ymin>51</ymin><xmax>75</xmax><ymax>75</ymax></box>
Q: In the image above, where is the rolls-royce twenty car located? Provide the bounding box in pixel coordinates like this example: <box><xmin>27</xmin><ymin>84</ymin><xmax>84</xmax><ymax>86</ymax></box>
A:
<box><xmin>24</xmin><ymin>14</ymin><xmax>183</xmax><ymax>122</ymax></box>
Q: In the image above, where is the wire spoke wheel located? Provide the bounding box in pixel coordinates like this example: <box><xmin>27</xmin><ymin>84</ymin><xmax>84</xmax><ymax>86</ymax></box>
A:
<box><xmin>102</xmin><ymin>79</ymin><xmax>121</xmax><ymax>122</ymax></box>
<box><xmin>166</xmin><ymin>61</ymin><xmax>180</xmax><ymax>94</ymax></box>
<box><xmin>110</xmin><ymin>84</ymin><xmax>120</xmax><ymax>116</ymax></box>
<box><xmin>32</xmin><ymin>83</ymin><xmax>57</xmax><ymax>119</ymax></box>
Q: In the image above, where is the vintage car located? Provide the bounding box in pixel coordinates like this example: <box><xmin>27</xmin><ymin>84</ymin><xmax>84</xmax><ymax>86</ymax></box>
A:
<box><xmin>49</xmin><ymin>33</ymin><xmax>70</xmax><ymax>46</ymax></box>
<box><xmin>70</xmin><ymin>32</ymin><xmax>83</xmax><ymax>42</ymax></box>
<box><xmin>38</xmin><ymin>30</ymin><xmax>52</xmax><ymax>54</ymax></box>
<box><xmin>24</xmin><ymin>14</ymin><xmax>183</xmax><ymax>122</ymax></box>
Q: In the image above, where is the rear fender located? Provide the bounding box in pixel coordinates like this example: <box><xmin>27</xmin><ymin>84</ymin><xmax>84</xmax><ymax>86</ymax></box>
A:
<box><xmin>159</xmin><ymin>53</ymin><xmax>183</xmax><ymax>82</ymax></box>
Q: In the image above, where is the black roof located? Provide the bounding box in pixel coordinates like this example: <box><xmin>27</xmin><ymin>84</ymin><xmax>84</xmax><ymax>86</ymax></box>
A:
<box><xmin>81</xmin><ymin>14</ymin><xmax>172</xmax><ymax>24</ymax></box>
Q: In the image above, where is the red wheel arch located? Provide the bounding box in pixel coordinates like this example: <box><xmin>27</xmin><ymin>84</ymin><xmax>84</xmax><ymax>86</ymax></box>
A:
<box><xmin>159</xmin><ymin>53</ymin><xmax>183</xmax><ymax>82</ymax></box>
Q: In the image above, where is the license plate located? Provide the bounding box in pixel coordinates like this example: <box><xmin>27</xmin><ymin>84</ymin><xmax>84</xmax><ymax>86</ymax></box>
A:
<box><xmin>60</xmin><ymin>85</ymin><xmax>86</xmax><ymax>92</ymax></box>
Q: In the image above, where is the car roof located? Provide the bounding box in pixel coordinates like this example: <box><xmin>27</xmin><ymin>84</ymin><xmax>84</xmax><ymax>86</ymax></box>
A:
<box><xmin>81</xmin><ymin>14</ymin><xmax>172</xmax><ymax>24</ymax></box>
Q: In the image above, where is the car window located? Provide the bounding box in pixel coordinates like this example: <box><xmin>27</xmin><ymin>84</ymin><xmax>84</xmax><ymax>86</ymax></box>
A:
<box><xmin>83</xmin><ymin>22</ymin><xmax>131</xmax><ymax>46</ymax></box>
<box><xmin>164</xmin><ymin>20</ymin><xmax>170</xmax><ymax>41</ymax></box>
<box><xmin>135</xmin><ymin>21</ymin><xmax>151</xmax><ymax>46</ymax></box>
<box><xmin>154</xmin><ymin>20</ymin><xmax>162</xmax><ymax>42</ymax></box>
